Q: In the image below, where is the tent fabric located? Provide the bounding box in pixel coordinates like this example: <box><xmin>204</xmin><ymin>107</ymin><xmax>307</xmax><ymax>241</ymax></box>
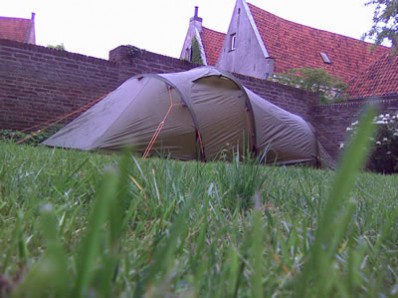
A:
<box><xmin>246</xmin><ymin>88</ymin><xmax>317</xmax><ymax>165</ymax></box>
<box><xmin>43</xmin><ymin>66</ymin><xmax>333</xmax><ymax>167</ymax></box>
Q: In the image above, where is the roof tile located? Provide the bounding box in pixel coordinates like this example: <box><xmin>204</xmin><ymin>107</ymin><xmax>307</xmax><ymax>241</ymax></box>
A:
<box><xmin>348</xmin><ymin>53</ymin><xmax>398</xmax><ymax>98</ymax></box>
<box><xmin>200</xmin><ymin>27</ymin><xmax>225</xmax><ymax>66</ymax></box>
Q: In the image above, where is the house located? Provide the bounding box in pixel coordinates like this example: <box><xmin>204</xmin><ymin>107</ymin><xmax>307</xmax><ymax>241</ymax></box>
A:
<box><xmin>180</xmin><ymin>0</ymin><xmax>390</xmax><ymax>90</ymax></box>
<box><xmin>180</xmin><ymin>7</ymin><xmax>224</xmax><ymax>66</ymax></box>
<box><xmin>0</xmin><ymin>13</ymin><xmax>36</xmax><ymax>44</ymax></box>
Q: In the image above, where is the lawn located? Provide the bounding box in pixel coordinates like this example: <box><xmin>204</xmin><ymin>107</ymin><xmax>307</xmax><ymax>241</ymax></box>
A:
<box><xmin>1</xmin><ymin>112</ymin><xmax>398</xmax><ymax>297</ymax></box>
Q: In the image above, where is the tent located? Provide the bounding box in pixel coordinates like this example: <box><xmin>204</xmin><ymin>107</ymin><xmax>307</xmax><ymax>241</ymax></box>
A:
<box><xmin>43</xmin><ymin>67</ymin><xmax>332</xmax><ymax>166</ymax></box>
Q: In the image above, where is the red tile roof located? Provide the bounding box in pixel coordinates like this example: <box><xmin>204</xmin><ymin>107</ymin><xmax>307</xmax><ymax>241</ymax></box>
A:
<box><xmin>200</xmin><ymin>27</ymin><xmax>225</xmax><ymax>66</ymax></box>
<box><xmin>0</xmin><ymin>15</ymin><xmax>35</xmax><ymax>43</ymax></box>
<box><xmin>348</xmin><ymin>53</ymin><xmax>398</xmax><ymax>98</ymax></box>
<box><xmin>247</xmin><ymin>3</ymin><xmax>389</xmax><ymax>83</ymax></box>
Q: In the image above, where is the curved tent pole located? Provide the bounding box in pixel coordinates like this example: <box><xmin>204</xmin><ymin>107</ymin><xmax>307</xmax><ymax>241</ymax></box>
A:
<box><xmin>244</xmin><ymin>106</ymin><xmax>257</xmax><ymax>156</ymax></box>
<box><xmin>137</xmin><ymin>74</ymin><xmax>206</xmax><ymax>161</ymax></box>
<box><xmin>196</xmin><ymin>130</ymin><xmax>206</xmax><ymax>162</ymax></box>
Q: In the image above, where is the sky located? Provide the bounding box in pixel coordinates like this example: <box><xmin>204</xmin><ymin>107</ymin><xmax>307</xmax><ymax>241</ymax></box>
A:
<box><xmin>1</xmin><ymin>0</ymin><xmax>377</xmax><ymax>60</ymax></box>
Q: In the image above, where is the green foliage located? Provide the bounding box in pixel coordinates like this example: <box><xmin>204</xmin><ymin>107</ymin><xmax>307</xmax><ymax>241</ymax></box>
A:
<box><xmin>0</xmin><ymin>129</ymin><xmax>26</xmax><ymax>141</ymax></box>
<box><xmin>344</xmin><ymin>111</ymin><xmax>398</xmax><ymax>174</ymax></box>
<box><xmin>1</xmin><ymin>136</ymin><xmax>398</xmax><ymax>297</ymax></box>
<box><xmin>191</xmin><ymin>37</ymin><xmax>204</xmax><ymax>65</ymax></box>
<box><xmin>47</xmin><ymin>43</ymin><xmax>66</xmax><ymax>51</ymax></box>
<box><xmin>363</xmin><ymin>0</ymin><xmax>398</xmax><ymax>50</ymax></box>
<box><xmin>272</xmin><ymin>68</ymin><xmax>348</xmax><ymax>103</ymax></box>
<box><xmin>0</xmin><ymin>126</ymin><xmax>62</xmax><ymax>145</ymax></box>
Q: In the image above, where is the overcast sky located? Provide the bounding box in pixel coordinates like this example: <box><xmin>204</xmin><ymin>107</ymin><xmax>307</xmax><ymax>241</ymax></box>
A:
<box><xmin>1</xmin><ymin>0</ymin><xmax>376</xmax><ymax>60</ymax></box>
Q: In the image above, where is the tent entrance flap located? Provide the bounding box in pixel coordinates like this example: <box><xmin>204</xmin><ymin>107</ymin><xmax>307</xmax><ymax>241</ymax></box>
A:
<box><xmin>189</xmin><ymin>76</ymin><xmax>254</xmax><ymax>160</ymax></box>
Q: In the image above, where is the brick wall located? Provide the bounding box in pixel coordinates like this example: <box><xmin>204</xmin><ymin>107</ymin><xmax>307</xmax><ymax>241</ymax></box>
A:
<box><xmin>0</xmin><ymin>39</ymin><xmax>120</xmax><ymax>130</ymax></box>
<box><xmin>311</xmin><ymin>96</ymin><xmax>398</xmax><ymax>158</ymax></box>
<box><xmin>1</xmin><ymin>39</ymin><xmax>397</xmax><ymax>160</ymax></box>
<box><xmin>109</xmin><ymin>45</ymin><xmax>194</xmax><ymax>83</ymax></box>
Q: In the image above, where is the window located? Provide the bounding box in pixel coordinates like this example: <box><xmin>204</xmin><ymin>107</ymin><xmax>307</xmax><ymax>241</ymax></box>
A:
<box><xmin>320</xmin><ymin>52</ymin><xmax>332</xmax><ymax>64</ymax></box>
<box><xmin>230</xmin><ymin>33</ymin><xmax>237</xmax><ymax>51</ymax></box>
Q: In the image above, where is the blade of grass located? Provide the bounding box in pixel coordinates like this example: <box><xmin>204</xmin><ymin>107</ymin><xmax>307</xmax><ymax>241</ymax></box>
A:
<box><xmin>297</xmin><ymin>105</ymin><xmax>378</xmax><ymax>297</ymax></box>
<box><xmin>98</xmin><ymin>152</ymin><xmax>132</xmax><ymax>297</ymax></box>
<box><xmin>2</xmin><ymin>212</ymin><xmax>26</xmax><ymax>273</ymax></box>
<box><xmin>250</xmin><ymin>209</ymin><xmax>265</xmax><ymax>298</ymax></box>
<box><xmin>72</xmin><ymin>169</ymin><xmax>118</xmax><ymax>297</ymax></box>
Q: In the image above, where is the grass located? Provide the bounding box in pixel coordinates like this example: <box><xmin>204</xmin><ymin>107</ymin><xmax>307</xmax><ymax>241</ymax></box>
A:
<box><xmin>1</xmin><ymin>107</ymin><xmax>398</xmax><ymax>297</ymax></box>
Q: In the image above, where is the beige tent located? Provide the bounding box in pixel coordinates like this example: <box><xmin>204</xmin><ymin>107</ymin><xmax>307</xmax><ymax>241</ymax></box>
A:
<box><xmin>43</xmin><ymin>67</ymin><xmax>332</xmax><ymax>166</ymax></box>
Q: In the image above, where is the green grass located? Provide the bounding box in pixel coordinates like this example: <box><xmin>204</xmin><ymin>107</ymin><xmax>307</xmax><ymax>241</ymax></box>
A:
<box><xmin>1</xmin><ymin>107</ymin><xmax>398</xmax><ymax>297</ymax></box>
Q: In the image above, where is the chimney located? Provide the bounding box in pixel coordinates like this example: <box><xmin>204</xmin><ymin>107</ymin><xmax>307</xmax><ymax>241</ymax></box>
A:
<box><xmin>27</xmin><ymin>12</ymin><xmax>36</xmax><ymax>44</ymax></box>
<box><xmin>190</xmin><ymin>6</ymin><xmax>203</xmax><ymax>32</ymax></box>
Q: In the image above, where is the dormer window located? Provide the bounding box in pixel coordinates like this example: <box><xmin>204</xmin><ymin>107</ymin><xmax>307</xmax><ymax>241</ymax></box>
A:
<box><xmin>320</xmin><ymin>52</ymin><xmax>332</xmax><ymax>64</ymax></box>
<box><xmin>230</xmin><ymin>33</ymin><xmax>237</xmax><ymax>51</ymax></box>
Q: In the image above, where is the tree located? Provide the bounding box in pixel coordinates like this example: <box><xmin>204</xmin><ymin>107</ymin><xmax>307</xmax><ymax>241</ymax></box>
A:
<box><xmin>47</xmin><ymin>43</ymin><xmax>66</xmax><ymax>51</ymax></box>
<box><xmin>190</xmin><ymin>38</ymin><xmax>203</xmax><ymax>65</ymax></box>
<box><xmin>363</xmin><ymin>0</ymin><xmax>398</xmax><ymax>50</ymax></box>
